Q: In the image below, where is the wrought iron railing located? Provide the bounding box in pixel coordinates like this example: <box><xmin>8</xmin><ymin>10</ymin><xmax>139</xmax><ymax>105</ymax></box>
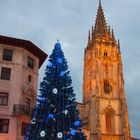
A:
<box><xmin>13</xmin><ymin>104</ymin><xmax>33</xmax><ymax>116</ymax></box>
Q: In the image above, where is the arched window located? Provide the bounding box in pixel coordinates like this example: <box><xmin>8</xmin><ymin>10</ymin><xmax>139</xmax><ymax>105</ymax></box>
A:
<box><xmin>104</xmin><ymin>52</ymin><xmax>108</xmax><ymax>56</ymax></box>
<box><xmin>106</xmin><ymin>113</ymin><xmax>113</xmax><ymax>132</ymax></box>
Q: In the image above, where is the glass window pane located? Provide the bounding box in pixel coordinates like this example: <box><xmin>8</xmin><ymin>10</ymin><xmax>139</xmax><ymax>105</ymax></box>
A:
<box><xmin>0</xmin><ymin>119</ymin><xmax>9</xmax><ymax>133</ymax></box>
<box><xmin>0</xmin><ymin>93</ymin><xmax>8</xmax><ymax>106</ymax></box>
<box><xmin>3</xmin><ymin>49</ymin><xmax>13</xmax><ymax>61</ymax></box>
<box><xmin>27</xmin><ymin>56</ymin><xmax>34</xmax><ymax>69</ymax></box>
<box><xmin>1</xmin><ymin>68</ymin><xmax>11</xmax><ymax>80</ymax></box>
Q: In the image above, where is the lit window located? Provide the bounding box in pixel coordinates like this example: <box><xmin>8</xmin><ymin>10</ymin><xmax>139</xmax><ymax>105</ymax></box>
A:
<box><xmin>0</xmin><ymin>119</ymin><xmax>9</xmax><ymax>133</ymax></box>
<box><xmin>27</xmin><ymin>56</ymin><xmax>34</xmax><ymax>69</ymax></box>
<box><xmin>1</xmin><ymin>67</ymin><xmax>11</xmax><ymax>80</ymax></box>
<box><xmin>21</xmin><ymin>122</ymin><xmax>28</xmax><ymax>136</ymax></box>
<box><xmin>0</xmin><ymin>93</ymin><xmax>8</xmax><ymax>106</ymax></box>
<box><xmin>3</xmin><ymin>49</ymin><xmax>13</xmax><ymax>61</ymax></box>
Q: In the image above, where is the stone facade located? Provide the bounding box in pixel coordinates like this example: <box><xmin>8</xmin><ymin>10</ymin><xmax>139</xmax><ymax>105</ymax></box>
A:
<box><xmin>78</xmin><ymin>1</ymin><xmax>131</xmax><ymax>140</ymax></box>
<box><xmin>0</xmin><ymin>36</ymin><xmax>47</xmax><ymax>140</ymax></box>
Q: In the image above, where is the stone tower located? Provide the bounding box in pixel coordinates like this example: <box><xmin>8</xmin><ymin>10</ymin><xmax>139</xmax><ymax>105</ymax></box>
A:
<box><xmin>78</xmin><ymin>1</ymin><xmax>131</xmax><ymax>140</ymax></box>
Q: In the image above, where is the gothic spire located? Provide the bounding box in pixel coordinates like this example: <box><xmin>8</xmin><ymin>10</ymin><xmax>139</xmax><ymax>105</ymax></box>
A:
<box><xmin>94</xmin><ymin>0</ymin><xmax>107</xmax><ymax>36</ymax></box>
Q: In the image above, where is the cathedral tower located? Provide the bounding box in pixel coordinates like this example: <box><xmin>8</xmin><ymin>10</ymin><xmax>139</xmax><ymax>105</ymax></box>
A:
<box><xmin>78</xmin><ymin>1</ymin><xmax>131</xmax><ymax>140</ymax></box>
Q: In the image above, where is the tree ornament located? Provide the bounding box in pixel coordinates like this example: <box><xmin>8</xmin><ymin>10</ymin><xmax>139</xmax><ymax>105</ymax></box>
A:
<box><xmin>53</xmin><ymin>88</ymin><xmax>58</xmax><ymax>94</ymax></box>
<box><xmin>57</xmin><ymin>132</ymin><xmax>63</xmax><ymax>138</ymax></box>
<box><xmin>63</xmin><ymin>109</ymin><xmax>68</xmax><ymax>115</ymax></box>
<box><xmin>40</xmin><ymin>131</ymin><xmax>46</xmax><ymax>137</ymax></box>
<box><xmin>57</xmin><ymin>58</ymin><xmax>62</xmax><ymax>64</ymax></box>
<box><xmin>31</xmin><ymin>118</ymin><xmax>36</xmax><ymax>124</ymax></box>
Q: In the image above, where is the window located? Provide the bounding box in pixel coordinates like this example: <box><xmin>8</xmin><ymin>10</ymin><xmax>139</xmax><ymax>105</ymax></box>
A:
<box><xmin>25</xmin><ymin>98</ymin><xmax>30</xmax><ymax>114</ymax></box>
<box><xmin>106</xmin><ymin>114</ymin><xmax>113</xmax><ymax>132</ymax></box>
<box><xmin>104</xmin><ymin>80</ymin><xmax>112</xmax><ymax>94</ymax></box>
<box><xmin>27</xmin><ymin>56</ymin><xmax>34</xmax><ymax>69</ymax></box>
<box><xmin>0</xmin><ymin>93</ymin><xmax>8</xmax><ymax>106</ymax></box>
<box><xmin>28</xmin><ymin>75</ymin><xmax>32</xmax><ymax>83</ymax></box>
<box><xmin>3</xmin><ymin>49</ymin><xmax>13</xmax><ymax>61</ymax></box>
<box><xmin>0</xmin><ymin>119</ymin><xmax>9</xmax><ymax>133</ymax></box>
<box><xmin>21</xmin><ymin>122</ymin><xmax>28</xmax><ymax>136</ymax></box>
<box><xmin>1</xmin><ymin>68</ymin><xmax>11</xmax><ymax>80</ymax></box>
<box><xmin>104</xmin><ymin>52</ymin><xmax>108</xmax><ymax>56</ymax></box>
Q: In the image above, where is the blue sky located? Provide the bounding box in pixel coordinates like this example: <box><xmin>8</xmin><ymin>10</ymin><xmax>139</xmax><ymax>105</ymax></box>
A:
<box><xmin>0</xmin><ymin>0</ymin><xmax>140</xmax><ymax>138</ymax></box>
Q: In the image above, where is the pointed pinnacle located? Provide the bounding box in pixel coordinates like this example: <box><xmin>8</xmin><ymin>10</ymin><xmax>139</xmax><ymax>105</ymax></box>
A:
<box><xmin>112</xmin><ymin>29</ymin><xmax>115</xmax><ymax>40</ymax></box>
<box><xmin>88</xmin><ymin>30</ymin><xmax>91</xmax><ymax>41</ymax></box>
<box><xmin>118</xmin><ymin>39</ymin><xmax>120</xmax><ymax>47</ymax></box>
<box><xmin>118</xmin><ymin>39</ymin><xmax>121</xmax><ymax>52</ymax></box>
<box><xmin>92</xmin><ymin>26</ymin><xmax>94</xmax><ymax>40</ymax></box>
<box><xmin>108</xmin><ymin>26</ymin><xmax>110</xmax><ymax>34</ymax></box>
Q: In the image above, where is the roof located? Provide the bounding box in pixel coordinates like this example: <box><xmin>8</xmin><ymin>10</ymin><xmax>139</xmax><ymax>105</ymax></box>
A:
<box><xmin>0</xmin><ymin>35</ymin><xmax>48</xmax><ymax>68</ymax></box>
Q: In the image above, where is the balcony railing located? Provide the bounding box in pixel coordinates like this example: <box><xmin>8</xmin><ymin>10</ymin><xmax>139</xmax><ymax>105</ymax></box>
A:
<box><xmin>13</xmin><ymin>104</ymin><xmax>33</xmax><ymax>116</ymax></box>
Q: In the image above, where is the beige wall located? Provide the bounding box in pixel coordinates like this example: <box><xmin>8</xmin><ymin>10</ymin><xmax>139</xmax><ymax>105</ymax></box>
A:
<box><xmin>0</xmin><ymin>44</ymin><xmax>40</xmax><ymax>140</ymax></box>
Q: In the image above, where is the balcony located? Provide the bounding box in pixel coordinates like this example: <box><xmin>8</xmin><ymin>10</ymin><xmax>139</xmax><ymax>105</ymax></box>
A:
<box><xmin>13</xmin><ymin>104</ymin><xmax>33</xmax><ymax>116</ymax></box>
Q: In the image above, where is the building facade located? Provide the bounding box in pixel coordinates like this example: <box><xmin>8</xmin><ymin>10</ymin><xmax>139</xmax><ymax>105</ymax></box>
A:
<box><xmin>78</xmin><ymin>1</ymin><xmax>131</xmax><ymax>140</ymax></box>
<box><xmin>0</xmin><ymin>35</ymin><xmax>47</xmax><ymax>140</ymax></box>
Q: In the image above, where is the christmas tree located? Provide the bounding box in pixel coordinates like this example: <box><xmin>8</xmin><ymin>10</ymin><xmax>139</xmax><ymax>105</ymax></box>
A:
<box><xmin>25</xmin><ymin>41</ymin><xmax>86</xmax><ymax>140</ymax></box>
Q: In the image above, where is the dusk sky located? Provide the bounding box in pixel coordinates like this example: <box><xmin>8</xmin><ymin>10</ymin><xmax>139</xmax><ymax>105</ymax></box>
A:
<box><xmin>0</xmin><ymin>0</ymin><xmax>140</xmax><ymax>138</ymax></box>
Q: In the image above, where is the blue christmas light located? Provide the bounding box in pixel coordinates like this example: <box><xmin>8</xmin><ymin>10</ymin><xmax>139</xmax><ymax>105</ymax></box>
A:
<box><xmin>60</xmin><ymin>71</ymin><xmax>65</xmax><ymax>77</ymax></box>
<box><xmin>70</xmin><ymin>129</ymin><xmax>76</xmax><ymax>136</ymax></box>
<box><xmin>37</xmin><ymin>96</ymin><xmax>45</xmax><ymax>101</ymax></box>
<box><xmin>48</xmin><ymin>114</ymin><xmax>54</xmax><ymax>119</ymax></box>
<box><xmin>57</xmin><ymin>58</ymin><xmax>62</xmax><ymax>64</ymax></box>
<box><xmin>47</xmin><ymin>61</ymin><xmax>53</xmax><ymax>67</ymax></box>
<box><xmin>74</xmin><ymin>120</ymin><xmax>81</xmax><ymax>127</ymax></box>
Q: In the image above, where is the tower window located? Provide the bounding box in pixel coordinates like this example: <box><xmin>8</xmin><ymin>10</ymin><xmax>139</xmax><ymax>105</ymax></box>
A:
<box><xmin>3</xmin><ymin>49</ymin><xmax>13</xmax><ymax>61</ymax></box>
<box><xmin>106</xmin><ymin>113</ymin><xmax>113</xmax><ymax>132</ymax></box>
<box><xmin>104</xmin><ymin>52</ymin><xmax>108</xmax><ymax>56</ymax></box>
<box><xmin>0</xmin><ymin>92</ymin><xmax>8</xmax><ymax>106</ymax></box>
<box><xmin>0</xmin><ymin>119</ymin><xmax>9</xmax><ymax>133</ymax></box>
<box><xmin>1</xmin><ymin>67</ymin><xmax>11</xmax><ymax>80</ymax></box>
<box><xmin>27</xmin><ymin>56</ymin><xmax>34</xmax><ymax>69</ymax></box>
